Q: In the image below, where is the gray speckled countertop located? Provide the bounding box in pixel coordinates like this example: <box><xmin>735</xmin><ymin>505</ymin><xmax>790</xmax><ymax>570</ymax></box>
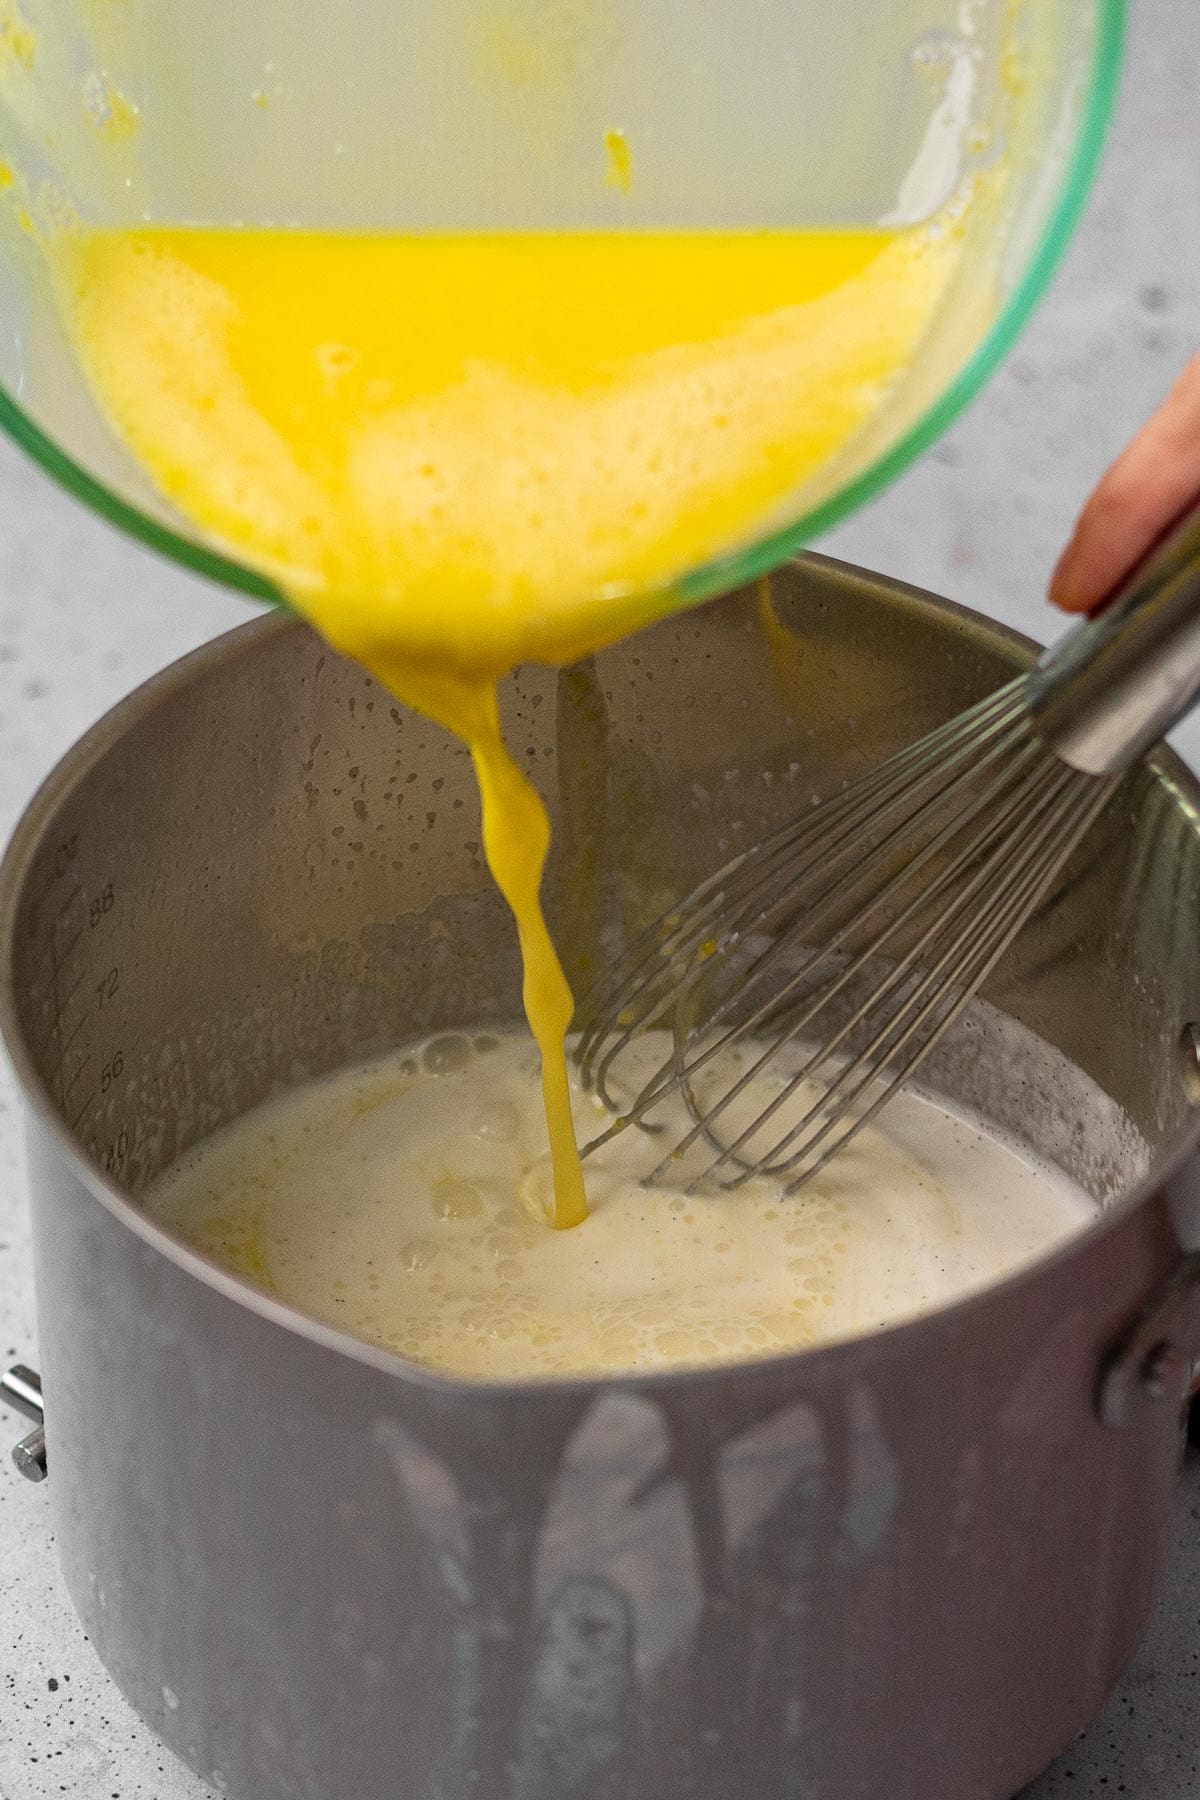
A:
<box><xmin>2</xmin><ymin>2</ymin><xmax>1200</xmax><ymax>1795</ymax></box>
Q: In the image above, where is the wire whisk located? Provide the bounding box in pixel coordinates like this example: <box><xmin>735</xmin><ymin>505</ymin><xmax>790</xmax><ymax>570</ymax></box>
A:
<box><xmin>574</xmin><ymin>500</ymin><xmax>1200</xmax><ymax>1193</ymax></box>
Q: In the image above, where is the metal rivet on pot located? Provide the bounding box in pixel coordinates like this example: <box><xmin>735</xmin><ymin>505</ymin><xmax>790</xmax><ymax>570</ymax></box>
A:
<box><xmin>1</xmin><ymin>1364</ymin><xmax>47</xmax><ymax>1482</ymax></box>
<box><xmin>12</xmin><ymin>1425</ymin><xmax>47</xmax><ymax>1483</ymax></box>
<box><xmin>1179</xmin><ymin>1023</ymin><xmax>1200</xmax><ymax>1103</ymax></box>
<box><xmin>1140</xmin><ymin>1340</ymin><xmax>1187</xmax><ymax>1402</ymax></box>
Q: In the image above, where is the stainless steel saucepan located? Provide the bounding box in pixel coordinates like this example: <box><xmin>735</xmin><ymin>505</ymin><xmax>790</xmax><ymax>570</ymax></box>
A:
<box><xmin>2</xmin><ymin>555</ymin><xmax>1200</xmax><ymax>1800</ymax></box>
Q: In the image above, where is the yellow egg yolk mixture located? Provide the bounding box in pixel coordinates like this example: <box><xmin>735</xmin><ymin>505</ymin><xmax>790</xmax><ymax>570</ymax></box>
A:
<box><xmin>52</xmin><ymin>224</ymin><xmax>958</xmax><ymax>1226</ymax></box>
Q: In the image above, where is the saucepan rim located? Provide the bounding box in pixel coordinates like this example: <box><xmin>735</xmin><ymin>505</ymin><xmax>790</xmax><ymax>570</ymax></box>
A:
<box><xmin>2</xmin><ymin>562</ymin><xmax>1199</xmax><ymax>1401</ymax></box>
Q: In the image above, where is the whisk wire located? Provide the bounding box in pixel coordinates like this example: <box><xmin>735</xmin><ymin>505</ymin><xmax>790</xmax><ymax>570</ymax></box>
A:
<box><xmin>573</xmin><ymin>692</ymin><xmax>1121</xmax><ymax>1192</ymax></box>
<box><xmin>574</xmin><ymin>680</ymin><xmax>1026</xmax><ymax>1106</ymax></box>
<box><xmin>668</xmin><ymin>754</ymin><xmax>1083</xmax><ymax>1186</ymax></box>
<box><xmin>584</xmin><ymin>704</ymin><xmax>1042</xmax><ymax>1161</ymax></box>
<box><xmin>686</xmin><ymin>765</ymin><xmax>1116</xmax><ymax>1190</ymax></box>
<box><xmin>771</xmin><ymin>772</ymin><xmax>1120</xmax><ymax>1191</ymax></box>
<box><xmin>575</xmin><ymin>680</ymin><xmax>1021</xmax><ymax>1053</ymax></box>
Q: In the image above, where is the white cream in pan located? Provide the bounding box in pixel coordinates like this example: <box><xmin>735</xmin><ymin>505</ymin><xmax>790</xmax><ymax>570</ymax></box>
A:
<box><xmin>145</xmin><ymin>1029</ymin><xmax>1096</xmax><ymax>1380</ymax></box>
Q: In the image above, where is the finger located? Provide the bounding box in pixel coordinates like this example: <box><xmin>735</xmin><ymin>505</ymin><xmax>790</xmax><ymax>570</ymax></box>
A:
<box><xmin>1049</xmin><ymin>354</ymin><xmax>1200</xmax><ymax>612</ymax></box>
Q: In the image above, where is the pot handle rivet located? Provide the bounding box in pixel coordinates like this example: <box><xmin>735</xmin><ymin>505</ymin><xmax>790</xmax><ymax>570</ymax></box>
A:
<box><xmin>1098</xmin><ymin>1251</ymin><xmax>1200</xmax><ymax>1428</ymax></box>
<box><xmin>1180</xmin><ymin>1024</ymin><xmax>1200</xmax><ymax>1104</ymax></box>
<box><xmin>1</xmin><ymin>1365</ymin><xmax>47</xmax><ymax>1483</ymax></box>
<box><xmin>1140</xmin><ymin>1340</ymin><xmax>1186</xmax><ymax>1400</ymax></box>
<box><xmin>12</xmin><ymin>1425</ymin><xmax>47</xmax><ymax>1482</ymax></box>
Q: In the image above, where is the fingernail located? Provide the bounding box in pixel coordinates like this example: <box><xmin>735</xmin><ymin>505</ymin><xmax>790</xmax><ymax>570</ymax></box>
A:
<box><xmin>1048</xmin><ymin>550</ymin><xmax>1076</xmax><ymax>609</ymax></box>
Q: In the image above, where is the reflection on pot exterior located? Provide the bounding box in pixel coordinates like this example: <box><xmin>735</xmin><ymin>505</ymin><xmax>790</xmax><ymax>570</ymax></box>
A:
<box><xmin>370</xmin><ymin>1385</ymin><xmax>905</xmax><ymax>1800</ymax></box>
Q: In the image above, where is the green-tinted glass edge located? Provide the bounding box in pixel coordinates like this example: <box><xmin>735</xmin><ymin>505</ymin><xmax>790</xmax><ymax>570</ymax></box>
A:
<box><xmin>0</xmin><ymin>0</ymin><xmax>1124</xmax><ymax>617</ymax></box>
<box><xmin>0</xmin><ymin>378</ymin><xmax>281</xmax><ymax>602</ymax></box>
<box><xmin>676</xmin><ymin>0</ymin><xmax>1127</xmax><ymax>612</ymax></box>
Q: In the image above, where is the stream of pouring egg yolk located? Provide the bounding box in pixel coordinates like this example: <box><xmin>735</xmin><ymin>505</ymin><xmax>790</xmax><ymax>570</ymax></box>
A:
<box><xmin>53</xmin><ymin>225</ymin><xmax>957</xmax><ymax>1227</ymax></box>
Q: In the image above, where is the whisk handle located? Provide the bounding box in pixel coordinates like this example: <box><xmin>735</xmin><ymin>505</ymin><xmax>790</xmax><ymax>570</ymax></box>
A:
<box><xmin>1027</xmin><ymin>498</ymin><xmax>1200</xmax><ymax>775</ymax></box>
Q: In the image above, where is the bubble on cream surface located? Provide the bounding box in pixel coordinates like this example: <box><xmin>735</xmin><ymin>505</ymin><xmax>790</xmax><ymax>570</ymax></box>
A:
<box><xmin>144</xmin><ymin>1029</ymin><xmax>1096</xmax><ymax>1381</ymax></box>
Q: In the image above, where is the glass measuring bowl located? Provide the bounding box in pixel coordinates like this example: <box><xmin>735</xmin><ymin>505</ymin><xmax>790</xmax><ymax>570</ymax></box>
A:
<box><xmin>0</xmin><ymin>0</ymin><xmax>1123</xmax><ymax>620</ymax></box>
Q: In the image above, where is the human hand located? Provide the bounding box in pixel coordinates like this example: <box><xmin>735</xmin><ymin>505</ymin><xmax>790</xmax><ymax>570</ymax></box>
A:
<box><xmin>1049</xmin><ymin>353</ymin><xmax>1200</xmax><ymax>613</ymax></box>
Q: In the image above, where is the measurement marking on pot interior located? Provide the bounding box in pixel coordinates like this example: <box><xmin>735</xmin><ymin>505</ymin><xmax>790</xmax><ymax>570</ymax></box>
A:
<box><xmin>94</xmin><ymin>965</ymin><xmax>120</xmax><ymax>1009</ymax></box>
<box><xmin>29</xmin><ymin>855</ymin><xmax>121</xmax><ymax>1123</ymax></box>
<box><xmin>72</xmin><ymin>1090</ymin><xmax>98</xmax><ymax>1133</ymax></box>
<box><xmin>32</xmin><ymin>914</ymin><xmax>84</xmax><ymax>975</ymax></box>
<box><xmin>62</xmin><ymin>1053</ymin><xmax>91</xmax><ymax>1096</ymax></box>
<box><xmin>58</xmin><ymin>1009</ymin><xmax>89</xmax><ymax>1058</ymax></box>
<box><xmin>101</xmin><ymin>1128</ymin><xmax>128</xmax><ymax>1173</ymax></box>
<box><xmin>30</xmin><ymin>833</ymin><xmax>79</xmax><ymax>912</ymax></box>
<box><xmin>55</xmin><ymin>882</ymin><xmax>83</xmax><ymax>923</ymax></box>
<box><xmin>56</xmin><ymin>923</ymin><xmax>84</xmax><ymax>965</ymax></box>
<box><xmin>46</xmin><ymin>969</ymin><xmax>91</xmax><ymax>1107</ymax></box>
<box><xmin>28</xmin><ymin>842</ymin><xmax>91</xmax><ymax>1115</ymax></box>
<box><xmin>52</xmin><ymin>835</ymin><xmax>78</xmax><ymax>878</ymax></box>
<box><xmin>58</xmin><ymin>965</ymin><xmax>86</xmax><ymax>1010</ymax></box>
<box><xmin>46</xmin><ymin>896</ymin><xmax>64</xmax><ymax>1109</ymax></box>
<box><xmin>89</xmin><ymin>882</ymin><xmax>115</xmax><ymax>926</ymax></box>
